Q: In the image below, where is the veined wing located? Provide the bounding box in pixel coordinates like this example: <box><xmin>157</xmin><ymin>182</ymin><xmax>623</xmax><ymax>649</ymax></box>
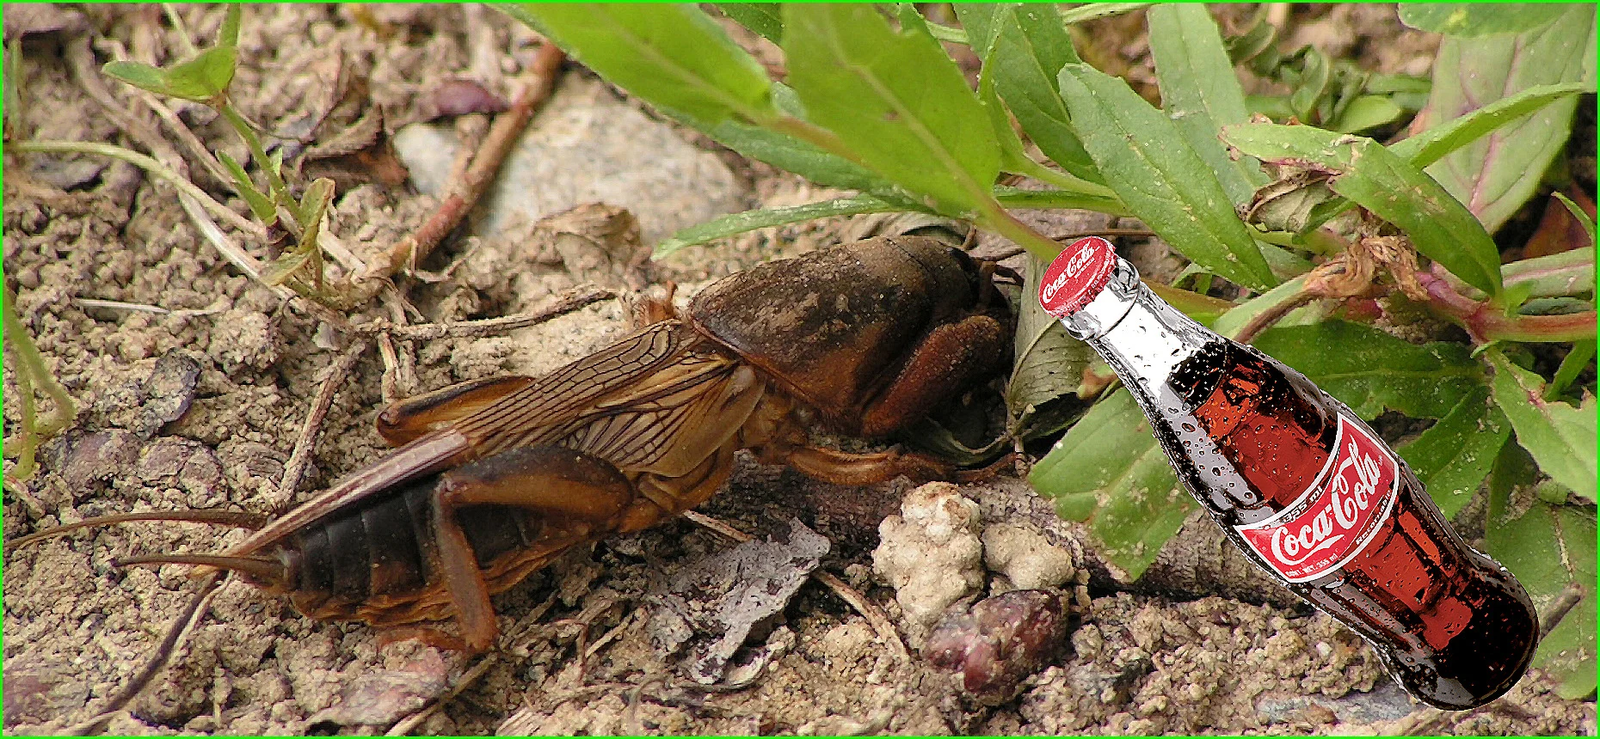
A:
<box><xmin>456</xmin><ymin>321</ymin><xmax>699</xmax><ymax>454</ymax></box>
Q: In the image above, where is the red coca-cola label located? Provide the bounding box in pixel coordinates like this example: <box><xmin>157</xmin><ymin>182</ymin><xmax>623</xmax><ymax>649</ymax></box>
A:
<box><xmin>1234</xmin><ymin>415</ymin><xmax>1398</xmax><ymax>583</ymax></box>
<box><xmin>1039</xmin><ymin>236</ymin><xmax>1117</xmax><ymax>317</ymax></box>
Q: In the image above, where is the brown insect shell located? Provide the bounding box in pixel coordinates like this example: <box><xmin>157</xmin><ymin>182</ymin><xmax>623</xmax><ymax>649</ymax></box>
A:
<box><xmin>685</xmin><ymin>236</ymin><xmax>991</xmax><ymax>437</ymax></box>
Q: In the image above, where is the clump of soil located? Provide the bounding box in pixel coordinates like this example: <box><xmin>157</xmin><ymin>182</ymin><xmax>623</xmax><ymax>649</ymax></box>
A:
<box><xmin>3</xmin><ymin>5</ymin><xmax>1592</xmax><ymax>736</ymax></box>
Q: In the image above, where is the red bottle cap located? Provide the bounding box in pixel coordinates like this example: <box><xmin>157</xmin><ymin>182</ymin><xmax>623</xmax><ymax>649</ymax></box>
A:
<box><xmin>1038</xmin><ymin>236</ymin><xmax>1117</xmax><ymax>318</ymax></box>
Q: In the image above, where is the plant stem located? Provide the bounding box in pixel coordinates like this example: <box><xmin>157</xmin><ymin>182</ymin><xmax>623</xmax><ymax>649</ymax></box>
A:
<box><xmin>1416</xmin><ymin>269</ymin><xmax>1596</xmax><ymax>343</ymax></box>
<box><xmin>11</xmin><ymin>139</ymin><xmax>263</xmax><ymax>238</ymax></box>
<box><xmin>981</xmin><ymin>206</ymin><xmax>1066</xmax><ymax>262</ymax></box>
<box><xmin>217</xmin><ymin>101</ymin><xmax>288</xmax><ymax>204</ymax></box>
<box><xmin>2</xmin><ymin>285</ymin><xmax>78</xmax><ymax>481</ymax></box>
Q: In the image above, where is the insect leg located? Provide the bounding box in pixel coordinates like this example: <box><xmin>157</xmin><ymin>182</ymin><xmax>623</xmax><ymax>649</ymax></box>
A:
<box><xmin>375</xmin><ymin>376</ymin><xmax>537</xmax><ymax>446</ymax></box>
<box><xmin>429</xmin><ymin>445</ymin><xmax>636</xmax><ymax>652</ymax></box>
<box><xmin>857</xmin><ymin>315</ymin><xmax>1010</xmax><ymax>438</ymax></box>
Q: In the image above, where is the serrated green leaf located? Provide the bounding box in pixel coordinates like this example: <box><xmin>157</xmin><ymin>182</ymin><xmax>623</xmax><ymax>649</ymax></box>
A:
<box><xmin>783</xmin><ymin>4</ymin><xmax>1000</xmax><ymax>217</ymax></box>
<box><xmin>1398</xmin><ymin>4</ymin><xmax>1570</xmax><ymax>37</ymax></box>
<box><xmin>216</xmin><ymin>150</ymin><xmax>277</xmax><ymax>225</ymax></box>
<box><xmin>1029</xmin><ymin>388</ymin><xmax>1194</xmax><ymax>580</ymax></box>
<box><xmin>1397</xmin><ymin>386</ymin><xmax>1511</xmax><ymax>517</ymax></box>
<box><xmin>956</xmin><ymin>4</ymin><xmax>1099</xmax><ymax>183</ymax></box>
<box><xmin>102</xmin><ymin>60</ymin><xmax>180</xmax><ymax>98</ymax></box>
<box><xmin>1007</xmin><ymin>254</ymin><xmax>1096</xmax><ymax>422</ymax></box>
<box><xmin>1146</xmin><ymin>4</ymin><xmax>1263</xmax><ymax>204</ymax></box>
<box><xmin>1485</xmin><ymin>350</ymin><xmax>1597</xmax><ymax>501</ymax></box>
<box><xmin>1252</xmin><ymin>320</ymin><xmax>1484</xmax><ymax>420</ymax></box>
<box><xmin>1418</xmin><ymin>5</ymin><xmax>1595</xmax><ymax>234</ymax></box>
<box><xmin>162</xmin><ymin>46</ymin><xmax>236</xmax><ymax>102</ymax></box>
<box><xmin>715</xmin><ymin>3</ymin><xmax>783</xmax><ymax>45</ymax></box>
<box><xmin>1485</xmin><ymin>480</ymin><xmax>1597</xmax><ymax>700</ymax></box>
<box><xmin>654</xmin><ymin>194</ymin><xmax>902</xmax><ymax>257</ymax></box>
<box><xmin>1220</xmin><ymin>123</ymin><xmax>1504</xmax><ymax>297</ymax></box>
<box><xmin>500</xmin><ymin>4</ymin><xmax>775</xmax><ymax>128</ymax></box>
<box><xmin>1058</xmin><ymin>63</ymin><xmax>1276</xmax><ymax>292</ymax></box>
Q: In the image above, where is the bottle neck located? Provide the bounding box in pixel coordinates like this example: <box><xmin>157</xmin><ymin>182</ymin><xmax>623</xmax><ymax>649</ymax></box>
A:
<box><xmin>1063</xmin><ymin>259</ymin><xmax>1215</xmax><ymax>406</ymax></box>
<box><xmin>1061</xmin><ymin>257</ymin><xmax>1263</xmax><ymax>512</ymax></box>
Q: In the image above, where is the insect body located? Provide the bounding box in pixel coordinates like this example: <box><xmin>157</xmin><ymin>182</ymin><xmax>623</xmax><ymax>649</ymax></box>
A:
<box><xmin>34</xmin><ymin>235</ymin><xmax>1015</xmax><ymax>654</ymax></box>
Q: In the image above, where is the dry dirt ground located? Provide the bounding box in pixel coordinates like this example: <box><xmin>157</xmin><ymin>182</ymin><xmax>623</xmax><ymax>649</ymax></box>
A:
<box><xmin>3</xmin><ymin>5</ymin><xmax>1594</xmax><ymax>736</ymax></box>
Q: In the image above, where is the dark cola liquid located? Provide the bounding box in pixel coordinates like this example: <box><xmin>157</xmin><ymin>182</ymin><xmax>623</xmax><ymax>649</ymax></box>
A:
<box><xmin>1158</xmin><ymin>341</ymin><xmax>1539</xmax><ymax>710</ymax></box>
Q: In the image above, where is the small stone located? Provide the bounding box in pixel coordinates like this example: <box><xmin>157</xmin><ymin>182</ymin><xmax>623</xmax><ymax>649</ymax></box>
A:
<box><xmin>136</xmin><ymin>352</ymin><xmax>202</xmax><ymax>437</ymax></box>
<box><xmin>59</xmin><ymin>429</ymin><xmax>141</xmax><ymax>497</ymax></box>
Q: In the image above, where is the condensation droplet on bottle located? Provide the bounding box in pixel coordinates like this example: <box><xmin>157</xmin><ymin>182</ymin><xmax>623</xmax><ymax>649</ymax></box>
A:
<box><xmin>1181</xmin><ymin>422</ymin><xmax>1196</xmax><ymax>433</ymax></box>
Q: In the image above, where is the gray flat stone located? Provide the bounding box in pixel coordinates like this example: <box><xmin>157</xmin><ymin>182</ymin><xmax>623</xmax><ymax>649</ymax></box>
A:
<box><xmin>393</xmin><ymin>75</ymin><xmax>746</xmax><ymax>245</ymax></box>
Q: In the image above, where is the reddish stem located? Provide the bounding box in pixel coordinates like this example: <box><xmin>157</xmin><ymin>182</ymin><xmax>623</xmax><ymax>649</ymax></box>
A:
<box><xmin>1414</xmin><ymin>270</ymin><xmax>1596</xmax><ymax>343</ymax></box>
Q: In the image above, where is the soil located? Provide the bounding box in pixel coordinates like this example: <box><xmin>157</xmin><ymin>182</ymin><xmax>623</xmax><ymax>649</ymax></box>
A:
<box><xmin>3</xmin><ymin>5</ymin><xmax>1594</xmax><ymax>736</ymax></box>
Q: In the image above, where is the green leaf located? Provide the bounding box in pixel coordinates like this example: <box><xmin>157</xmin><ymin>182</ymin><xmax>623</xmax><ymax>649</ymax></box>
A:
<box><xmin>1221</xmin><ymin>123</ymin><xmax>1504</xmax><ymax>297</ymax></box>
<box><xmin>956</xmin><ymin>4</ymin><xmax>1099</xmax><ymax>183</ymax></box>
<box><xmin>1209</xmin><ymin>274</ymin><xmax>1316</xmax><ymax>339</ymax></box>
<box><xmin>1397</xmin><ymin>386</ymin><xmax>1511</xmax><ymax>517</ymax></box>
<box><xmin>714</xmin><ymin>3</ymin><xmax>783</xmax><ymax>45</ymax></box>
<box><xmin>1327</xmin><ymin>95</ymin><xmax>1405</xmax><ymax>134</ymax></box>
<box><xmin>653</xmin><ymin>195</ymin><xmax>903</xmax><ymax>257</ymax></box>
<box><xmin>218</xmin><ymin>4</ymin><xmax>242</xmax><ymax>49</ymax></box>
<box><xmin>1059</xmin><ymin>3</ymin><xmax>1152</xmax><ymax>25</ymax></box>
<box><xmin>1553</xmin><ymin>192</ymin><xmax>1598</xmax><ymax>247</ymax></box>
<box><xmin>783</xmin><ymin>4</ymin><xmax>1000</xmax><ymax>217</ymax></box>
<box><xmin>1029</xmin><ymin>388</ymin><xmax>1194</xmax><ymax>580</ymax></box>
<box><xmin>1058</xmin><ymin>63</ymin><xmax>1276</xmax><ymax>292</ymax></box>
<box><xmin>1485</xmin><ymin>350</ymin><xmax>1598</xmax><ymax>501</ymax></box>
<box><xmin>976</xmin><ymin>58</ymin><xmax>1044</xmax><ymax>178</ymax></box>
<box><xmin>1398</xmin><ymin>4</ymin><xmax>1571</xmax><ymax>37</ymax></box>
<box><xmin>993</xmin><ymin>185</ymin><xmax>1129</xmax><ymax>215</ymax></box>
<box><xmin>1252</xmin><ymin>320</ymin><xmax>1484</xmax><ymax>420</ymax></box>
<box><xmin>1485</xmin><ymin>479</ymin><xmax>1597</xmax><ymax>700</ymax></box>
<box><xmin>1391</xmin><ymin>83</ymin><xmax>1586</xmax><ymax>168</ymax></box>
<box><xmin>1547</xmin><ymin>340</ymin><xmax>1596</xmax><ymax>400</ymax></box>
<box><xmin>701</xmin><ymin>120</ymin><xmax>904</xmax><ymax>198</ymax></box>
<box><xmin>102</xmin><ymin>60</ymin><xmax>180</xmax><ymax>98</ymax></box>
<box><xmin>1418</xmin><ymin>5</ymin><xmax>1596</xmax><ymax>235</ymax></box>
<box><xmin>500</xmin><ymin>4</ymin><xmax>775</xmax><ymax>128</ymax></box>
<box><xmin>216</xmin><ymin>150</ymin><xmax>277</xmax><ymax>225</ymax></box>
<box><xmin>161</xmin><ymin>46</ymin><xmax>237</xmax><ymax>102</ymax></box>
<box><xmin>1007</xmin><ymin>254</ymin><xmax>1097</xmax><ymax>424</ymax></box>
<box><xmin>1146</xmin><ymin>4</ymin><xmax>1263</xmax><ymax>204</ymax></box>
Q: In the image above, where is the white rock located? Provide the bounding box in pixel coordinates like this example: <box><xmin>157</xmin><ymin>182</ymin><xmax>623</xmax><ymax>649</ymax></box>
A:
<box><xmin>872</xmin><ymin>482</ymin><xmax>984</xmax><ymax>637</ymax></box>
<box><xmin>982</xmin><ymin>522</ymin><xmax>1078</xmax><ymax>591</ymax></box>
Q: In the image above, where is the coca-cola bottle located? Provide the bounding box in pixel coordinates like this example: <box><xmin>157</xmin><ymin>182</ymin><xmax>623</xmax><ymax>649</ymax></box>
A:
<box><xmin>1037</xmin><ymin>236</ymin><xmax>1539</xmax><ymax>710</ymax></box>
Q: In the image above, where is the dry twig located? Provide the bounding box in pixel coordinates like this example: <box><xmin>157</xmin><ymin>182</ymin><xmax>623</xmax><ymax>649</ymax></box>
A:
<box><xmin>272</xmin><ymin>338</ymin><xmax>371</xmax><ymax>512</ymax></box>
<box><xmin>357</xmin><ymin>43</ymin><xmax>566</xmax><ymax>291</ymax></box>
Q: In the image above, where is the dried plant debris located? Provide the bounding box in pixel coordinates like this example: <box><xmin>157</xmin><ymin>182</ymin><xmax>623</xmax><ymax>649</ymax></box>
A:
<box><xmin>648</xmin><ymin>518</ymin><xmax>829</xmax><ymax>684</ymax></box>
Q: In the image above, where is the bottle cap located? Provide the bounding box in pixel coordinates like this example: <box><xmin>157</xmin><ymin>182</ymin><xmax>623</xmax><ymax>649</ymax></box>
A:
<box><xmin>1038</xmin><ymin>236</ymin><xmax>1117</xmax><ymax>317</ymax></box>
